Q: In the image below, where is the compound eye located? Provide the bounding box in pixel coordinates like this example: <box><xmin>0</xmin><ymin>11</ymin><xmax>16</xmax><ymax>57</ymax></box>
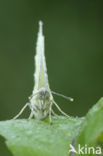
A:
<box><xmin>39</xmin><ymin>91</ymin><xmax>44</xmax><ymax>98</ymax></box>
<box><xmin>38</xmin><ymin>89</ymin><xmax>50</xmax><ymax>100</ymax></box>
<box><xmin>45</xmin><ymin>91</ymin><xmax>50</xmax><ymax>99</ymax></box>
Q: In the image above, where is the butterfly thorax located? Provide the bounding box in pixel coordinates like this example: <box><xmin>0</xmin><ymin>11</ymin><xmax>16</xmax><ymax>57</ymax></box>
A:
<box><xmin>30</xmin><ymin>88</ymin><xmax>53</xmax><ymax>120</ymax></box>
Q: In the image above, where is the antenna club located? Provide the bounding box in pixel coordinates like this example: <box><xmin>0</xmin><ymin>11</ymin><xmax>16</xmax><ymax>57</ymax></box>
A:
<box><xmin>70</xmin><ymin>98</ymin><xmax>74</xmax><ymax>102</ymax></box>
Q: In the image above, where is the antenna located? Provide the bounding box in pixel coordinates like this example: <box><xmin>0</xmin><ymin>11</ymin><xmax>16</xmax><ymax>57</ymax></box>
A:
<box><xmin>51</xmin><ymin>91</ymin><xmax>74</xmax><ymax>102</ymax></box>
<box><xmin>29</xmin><ymin>91</ymin><xmax>41</xmax><ymax>100</ymax></box>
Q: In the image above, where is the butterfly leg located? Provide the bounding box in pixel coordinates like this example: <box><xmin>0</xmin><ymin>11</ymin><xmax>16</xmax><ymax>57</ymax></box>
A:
<box><xmin>28</xmin><ymin>112</ymin><xmax>34</xmax><ymax>119</ymax></box>
<box><xmin>53</xmin><ymin>101</ymin><xmax>70</xmax><ymax>117</ymax></box>
<box><xmin>49</xmin><ymin>103</ymin><xmax>52</xmax><ymax>124</ymax></box>
<box><xmin>52</xmin><ymin>110</ymin><xmax>57</xmax><ymax>116</ymax></box>
<box><xmin>12</xmin><ymin>103</ymin><xmax>29</xmax><ymax>119</ymax></box>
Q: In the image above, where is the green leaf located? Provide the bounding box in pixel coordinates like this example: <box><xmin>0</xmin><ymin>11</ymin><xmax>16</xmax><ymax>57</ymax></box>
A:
<box><xmin>0</xmin><ymin>116</ymin><xmax>83</xmax><ymax>156</ymax></box>
<box><xmin>1</xmin><ymin>98</ymin><xmax>103</xmax><ymax>156</ymax></box>
<box><xmin>76</xmin><ymin>98</ymin><xmax>103</xmax><ymax>156</ymax></box>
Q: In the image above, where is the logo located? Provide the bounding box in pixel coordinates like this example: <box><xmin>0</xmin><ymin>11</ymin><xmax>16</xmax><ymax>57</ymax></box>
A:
<box><xmin>69</xmin><ymin>144</ymin><xmax>102</xmax><ymax>155</ymax></box>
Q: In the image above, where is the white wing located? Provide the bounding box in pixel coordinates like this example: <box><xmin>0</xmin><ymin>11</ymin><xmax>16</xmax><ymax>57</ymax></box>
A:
<box><xmin>33</xmin><ymin>21</ymin><xmax>50</xmax><ymax>94</ymax></box>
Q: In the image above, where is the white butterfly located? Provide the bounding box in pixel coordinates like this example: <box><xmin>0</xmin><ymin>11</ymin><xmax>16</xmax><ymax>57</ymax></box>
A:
<box><xmin>13</xmin><ymin>21</ymin><xmax>73</xmax><ymax>123</ymax></box>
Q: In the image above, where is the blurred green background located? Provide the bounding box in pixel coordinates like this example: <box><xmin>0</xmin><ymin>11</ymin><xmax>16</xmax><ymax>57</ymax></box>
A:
<box><xmin>0</xmin><ymin>0</ymin><xmax>103</xmax><ymax>120</ymax></box>
<box><xmin>0</xmin><ymin>0</ymin><xmax>103</xmax><ymax>155</ymax></box>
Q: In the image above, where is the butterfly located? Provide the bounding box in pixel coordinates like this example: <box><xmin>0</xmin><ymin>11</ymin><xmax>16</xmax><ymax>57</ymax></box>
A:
<box><xmin>13</xmin><ymin>21</ymin><xmax>73</xmax><ymax>123</ymax></box>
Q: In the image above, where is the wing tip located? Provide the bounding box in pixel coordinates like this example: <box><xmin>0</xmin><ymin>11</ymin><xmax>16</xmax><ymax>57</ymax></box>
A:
<box><xmin>39</xmin><ymin>20</ymin><xmax>43</xmax><ymax>34</ymax></box>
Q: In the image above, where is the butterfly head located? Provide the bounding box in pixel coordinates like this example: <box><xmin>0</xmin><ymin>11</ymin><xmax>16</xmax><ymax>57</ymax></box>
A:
<box><xmin>38</xmin><ymin>88</ymin><xmax>50</xmax><ymax>100</ymax></box>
